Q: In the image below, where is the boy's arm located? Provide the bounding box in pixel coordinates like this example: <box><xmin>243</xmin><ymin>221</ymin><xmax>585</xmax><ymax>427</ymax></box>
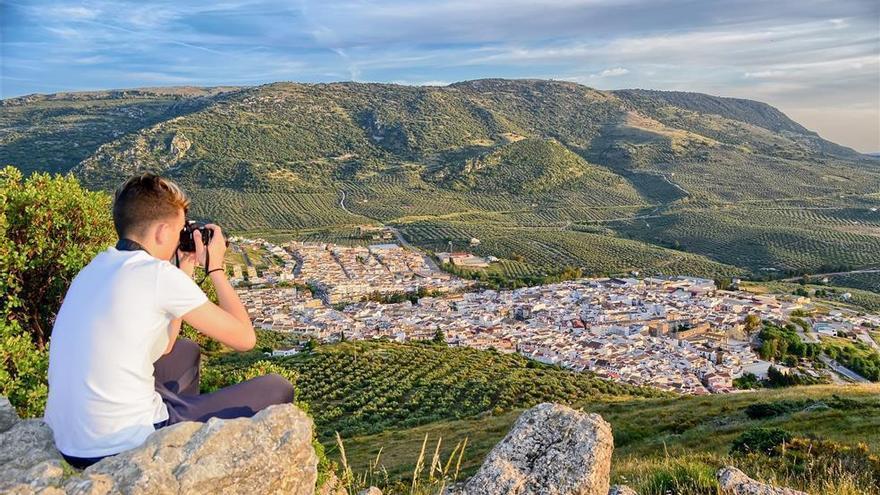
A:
<box><xmin>163</xmin><ymin>318</ymin><xmax>183</xmax><ymax>355</ymax></box>
<box><xmin>180</xmin><ymin>225</ymin><xmax>255</xmax><ymax>352</ymax></box>
<box><xmin>164</xmin><ymin>245</ymin><xmax>199</xmax><ymax>355</ymax></box>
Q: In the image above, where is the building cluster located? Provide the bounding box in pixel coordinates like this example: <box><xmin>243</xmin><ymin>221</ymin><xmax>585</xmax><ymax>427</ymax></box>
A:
<box><xmin>288</xmin><ymin>241</ymin><xmax>472</xmax><ymax>303</ymax></box>
<box><xmin>230</xmin><ymin>239</ymin><xmax>880</xmax><ymax>394</ymax></box>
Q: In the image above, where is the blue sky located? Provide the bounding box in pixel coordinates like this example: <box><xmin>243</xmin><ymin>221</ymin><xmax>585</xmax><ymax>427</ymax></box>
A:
<box><xmin>2</xmin><ymin>0</ymin><xmax>878</xmax><ymax>151</ymax></box>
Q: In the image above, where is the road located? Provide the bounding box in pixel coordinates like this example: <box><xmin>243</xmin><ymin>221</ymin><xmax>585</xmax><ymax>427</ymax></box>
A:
<box><xmin>236</xmin><ymin>244</ymin><xmax>253</xmax><ymax>268</ymax></box>
<box><xmin>339</xmin><ymin>190</ymin><xmax>351</xmax><ymax>214</ymax></box>
<box><xmin>386</xmin><ymin>225</ymin><xmax>440</xmax><ymax>271</ymax></box>
<box><xmin>819</xmin><ymin>354</ymin><xmax>870</xmax><ymax>383</ymax></box>
<box><xmin>780</xmin><ymin>268</ymin><xmax>880</xmax><ymax>282</ymax></box>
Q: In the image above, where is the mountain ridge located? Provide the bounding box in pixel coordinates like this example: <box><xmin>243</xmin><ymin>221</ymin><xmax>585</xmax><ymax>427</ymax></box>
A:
<box><xmin>3</xmin><ymin>78</ymin><xmax>879</xmax><ymax>282</ymax></box>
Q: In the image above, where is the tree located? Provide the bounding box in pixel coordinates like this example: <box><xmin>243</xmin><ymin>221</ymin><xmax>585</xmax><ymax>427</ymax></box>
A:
<box><xmin>432</xmin><ymin>329</ymin><xmax>447</xmax><ymax>346</ymax></box>
<box><xmin>744</xmin><ymin>314</ymin><xmax>761</xmax><ymax>338</ymax></box>
<box><xmin>0</xmin><ymin>167</ymin><xmax>115</xmax><ymax>416</ymax></box>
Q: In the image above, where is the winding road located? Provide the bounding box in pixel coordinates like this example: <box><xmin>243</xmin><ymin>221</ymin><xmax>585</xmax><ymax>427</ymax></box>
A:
<box><xmin>338</xmin><ymin>189</ymin><xmax>440</xmax><ymax>271</ymax></box>
<box><xmin>339</xmin><ymin>190</ymin><xmax>350</xmax><ymax>213</ymax></box>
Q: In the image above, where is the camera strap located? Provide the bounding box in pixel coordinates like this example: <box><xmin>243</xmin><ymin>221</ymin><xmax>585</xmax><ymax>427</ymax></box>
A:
<box><xmin>116</xmin><ymin>238</ymin><xmax>148</xmax><ymax>252</ymax></box>
<box><xmin>117</xmin><ymin>237</ymin><xmax>186</xmax><ymax>273</ymax></box>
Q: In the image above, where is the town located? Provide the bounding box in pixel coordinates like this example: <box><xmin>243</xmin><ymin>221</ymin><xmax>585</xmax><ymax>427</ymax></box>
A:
<box><xmin>229</xmin><ymin>237</ymin><xmax>880</xmax><ymax>395</ymax></box>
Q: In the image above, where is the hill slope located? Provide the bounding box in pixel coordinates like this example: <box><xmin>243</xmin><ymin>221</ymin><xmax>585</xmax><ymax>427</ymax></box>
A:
<box><xmin>204</xmin><ymin>339</ymin><xmax>664</xmax><ymax>440</ymax></box>
<box><xmin>3</xmin><ymin>79</ymin><xmax>880</xmax><ymax>283</ymax></box>
<box><xmin>205</xmin><ymin>339</ymin><xmax>880</xmax><ymax>495</ymax></box>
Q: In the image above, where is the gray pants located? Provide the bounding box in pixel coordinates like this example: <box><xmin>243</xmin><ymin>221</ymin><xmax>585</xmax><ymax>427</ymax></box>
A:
<box><xmin>154</xmin><ymin>337</ymin><xmax>295</xmax><ymax>425</ymax></box>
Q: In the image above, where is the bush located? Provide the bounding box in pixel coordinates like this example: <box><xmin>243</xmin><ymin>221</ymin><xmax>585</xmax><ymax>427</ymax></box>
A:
<box><xmin>0</xmin><ymin>168</ymin><xmax>114</xmax><ymax>416</ymax></box>
<box><xmin>744</xmin><ymin>400</ymin><xmax>808</xmax><ymax>419</ymax></box>
<box><xmin>644</xmin><ymin>462</ymin><xmax>717</xmax><ymax>495</ymax></box>
<box><xmin>731</xmin><ymin>427</ymin><xmax>793</xmax><ymax>456</ymax></box>
<box><xmin>733</xmin><ymin>372</ymin><xmax>761</xmax><ymax>390</ymax></box>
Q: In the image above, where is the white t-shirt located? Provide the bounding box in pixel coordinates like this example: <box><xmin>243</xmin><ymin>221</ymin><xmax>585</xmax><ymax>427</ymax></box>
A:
<box><xmin>44</xmin><ymin>247</ymin><xmax>208</xmax><ymax>457</ymax></box>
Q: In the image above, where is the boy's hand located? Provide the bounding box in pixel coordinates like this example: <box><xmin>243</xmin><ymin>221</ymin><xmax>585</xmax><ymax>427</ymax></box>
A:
<box><xmin>194</xmin><ymin>224</ymin><xmax>226</xmax><ymax>272</ymax></box>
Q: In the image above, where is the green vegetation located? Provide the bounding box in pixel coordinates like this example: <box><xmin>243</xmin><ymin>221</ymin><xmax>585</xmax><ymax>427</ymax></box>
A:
<box><xmin>611</xmin><ymin>205</ymin><xmax>880</xmax><ymax>276</ymax></box>
<box><xmin>0</xmin><ymin>167</ymin><xmax>115</xmax><ymax>416</ymax></box>
<box><xmin>756</xmin><ymin>323</ymin><xmax>821</xmax><ymax>365</ymax></box>
<box><xmin>5</xmin><ymin>79</ymin><xmax>880</xmax><ymax>292</ymax></box>
<box><xmin>203</xmin><ymin>340</ymin><xmax>664</xmax><ymax>440</ymax></box>
<box><xmin>400</xmin><ymin>220</ymin><xmax>744</xmax><ymax>280</ymax></box>
<box><xmin>823</xmin><ymin>337</ymin><xmax>880</xmax><ymax>381</ymax></box>
<box><xmin>332</xmin><ymin>384</ymin><xmax>880</xmax><ymax>494</ymax></box>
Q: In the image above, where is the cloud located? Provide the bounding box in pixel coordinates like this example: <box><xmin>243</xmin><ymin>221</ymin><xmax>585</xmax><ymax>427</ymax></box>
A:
<box><xmin>598</xmin><ymin>67</ymin><xmax>629</xmax><ymax>77</ymax></box>
<box><xmin>1</xmin><ymin>0</ymin><xmax>878</xmax><ymax>151</ymax></box>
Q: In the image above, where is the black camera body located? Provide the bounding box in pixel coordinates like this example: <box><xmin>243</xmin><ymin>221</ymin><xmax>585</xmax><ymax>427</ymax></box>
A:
<box><xmin>179</xmin><ymin>220</ymin><xmax>224</xmax><ymax>252</ymax></box>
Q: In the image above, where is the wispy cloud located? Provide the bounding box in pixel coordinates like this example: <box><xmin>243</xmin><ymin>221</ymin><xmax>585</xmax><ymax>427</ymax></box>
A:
<box><xmin>1</xmin><ymin>0</ymin><xmax>878</xmax><ymax>151</ymax></box>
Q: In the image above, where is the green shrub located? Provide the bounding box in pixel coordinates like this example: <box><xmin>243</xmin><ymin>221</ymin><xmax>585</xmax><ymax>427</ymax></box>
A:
<box><xmin>644</xmin><ymin>462</ymin><xmax>717</xmax><ymax>495</ymax></box>
<box><xmin>731</xmin><ymin>427</ymin><xmax>793</xmax><ymax>455</ymax></box>
<box><xmin>0</xmin><ymin>167</ymin><xmax>114</xmax><ymax>416</ymax></box>
<box><xmin>744</xmin><ymin>400</ymin><xmax>808</xmax><ymax>419</ymax></box>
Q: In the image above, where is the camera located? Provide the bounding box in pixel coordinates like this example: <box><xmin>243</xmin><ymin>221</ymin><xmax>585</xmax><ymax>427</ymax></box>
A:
<box><xmin>178</xmin><ymin>220</ymin><xmax>227</xmax><ymax>252</ymax></box>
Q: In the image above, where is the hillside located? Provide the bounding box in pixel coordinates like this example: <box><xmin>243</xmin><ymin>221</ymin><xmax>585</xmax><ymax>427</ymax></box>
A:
<box><xmin>3</xmin><ymin>79</ymin><xmax>880</xmax><ymax>286</ymax></box>
<box><xmin>203</xmin><ymin>339</ymin><xmax>665</xmax><ymax>440</ymax></box>
<box><xmin>340</xmin><ymin>383</ymin><xmax>880</xmax><ymax>494</ymax></box>
<box><xmin>205</xmin><ymin>339</ymin><xmax>880</xmax><ymax>494</ymax></box>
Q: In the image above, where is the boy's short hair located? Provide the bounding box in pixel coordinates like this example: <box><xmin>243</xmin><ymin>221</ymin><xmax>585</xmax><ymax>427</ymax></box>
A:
<box><xmin>112</xmin><ymin>174</ymin><xmax>190</xmax><ymax>238</ymax></box>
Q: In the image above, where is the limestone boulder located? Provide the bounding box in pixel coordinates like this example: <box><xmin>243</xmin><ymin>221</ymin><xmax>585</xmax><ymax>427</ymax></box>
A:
<box><xmin>717</xmin><ymin>467</ymin><xmax>808</xmax><ymax>495</ymax></box>
<box><xmin>0</xmin><ymin>396</ymin><xmax>317</xmax><ymax>495</ymax></box>
<box><xmin>457</xmin><ymin>402</ymin><xmax>614</xmax><ymax>495</ymax></box>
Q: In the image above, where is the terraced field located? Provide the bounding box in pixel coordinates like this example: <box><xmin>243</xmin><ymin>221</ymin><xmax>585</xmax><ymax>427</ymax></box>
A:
<box><xmin>205</xmin><ymin>340</ymin><xmax>663</xmax><ymax>440</ymax></box>
<box><xmin>611</xmin><ymin>205</ymin><xmax>880</xmax><ymax>274</ymax></box>
<box><xmin>396</xmin><ymin>220</ymin><xmax>744</xmax><ymax>278</ymax></box>
<box><xmin>827</xmin><ymin>272</ymin><xmax>880</xmax><ymax>294</ymax></box>
<box><xmin>188</xmin><ymin>188</ymin><xmax>372</xmax><ymax>230</ymax></box>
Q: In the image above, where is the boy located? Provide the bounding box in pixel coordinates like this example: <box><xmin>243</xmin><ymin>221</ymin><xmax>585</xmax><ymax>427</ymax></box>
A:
<box><xmin>44</xmin><ymin>174</ymin><xmax>295</xmax><ymax>469</ymax></box>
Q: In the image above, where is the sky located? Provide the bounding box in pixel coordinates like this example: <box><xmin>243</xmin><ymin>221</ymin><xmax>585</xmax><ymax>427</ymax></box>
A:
<box><xmin>2</xmin><ymin>0</ymin><xmax>879</xmax><ymax>152</ymax></box>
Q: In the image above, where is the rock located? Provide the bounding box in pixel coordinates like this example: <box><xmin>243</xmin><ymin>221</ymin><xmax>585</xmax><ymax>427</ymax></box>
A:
<box><xmin>0</xmin><ymin>419</ymin><xmax>66</xmax><ymax>494</ymax></box>
<box><xmin>0</xmin><ymin>396</ymin><xmax>20</xmax><ymax>433</ymax></box>
<box><xmin>457</xmin><ymin>403</ymin><xmax>613</xmax><ymax>495</ymax></box>
<box><xmin>168</xmin><ymin>132</ymin><xmax>191</xmax><ymax>158</ymax></box>
<box><xmin>65</xmin><ymin>403</ymin><xmax>317</xmax><ymax>495</ymax></box>
<box><xmin>0</xmin><ymin>396</ymin><xmax>317</xmax><ymax>495</ymax></box>
<box><xmin>608</xmin><ymin>486</ymin><xmax>637</xmax><ymax>495</ymax></box>
<box><xmin>717</xmin><ymin>467</ymin><xmax>808</xmax><ymax>495</ymax></box>
<box><xmin>357</xmin><ymin>488</ymin><xmax>382</xmax><ymax>495</ymax></box>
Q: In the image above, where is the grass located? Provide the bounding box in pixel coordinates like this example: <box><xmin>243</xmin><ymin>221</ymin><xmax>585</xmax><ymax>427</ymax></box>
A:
<box><xmin>331</xmin><ymin>384</ymin><xmax>880</xmax><ymax>494</ymax></box>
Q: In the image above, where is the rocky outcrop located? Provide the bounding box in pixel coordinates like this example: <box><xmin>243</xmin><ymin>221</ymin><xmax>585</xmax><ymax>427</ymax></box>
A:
<box><xmin>168</xmin><ymin>132</ymin><xmax>192</xmax><ymax>158</ymax></box>
<box><xmin>717</xmin><ymin>467</ymin><xmax>808</xmax><ymax>495</ymax></box>
<box><xmin>454</xmin><ymin>403</ymin><xmax>614</xmax><ymax>495</ymax></box>
<box><xmin>0</xmin><ymin>415</ymin><xmax>66</xmax><ymax>494</ymax></box>
<box><xmin>0</xmin><ymin>398</ymin><xmax>316</xmax><ymax>495</ymax></box>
